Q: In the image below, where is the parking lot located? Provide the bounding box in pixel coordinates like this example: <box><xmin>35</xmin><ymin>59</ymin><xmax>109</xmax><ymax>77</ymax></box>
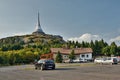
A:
<box><xmin>0</xmin><ymin>63</ymin><xmax>120</xmax><ymax>80</ymax></box>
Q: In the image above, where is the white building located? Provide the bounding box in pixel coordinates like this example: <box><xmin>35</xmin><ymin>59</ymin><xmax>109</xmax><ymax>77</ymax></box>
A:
<box><xmin>51</xmin><ymin>48</ymin><xmax>93</xmax><ymax>61</ymax></box>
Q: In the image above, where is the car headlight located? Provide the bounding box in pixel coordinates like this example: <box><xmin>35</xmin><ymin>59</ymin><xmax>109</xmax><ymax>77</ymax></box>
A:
<box><xmin>43</xmin><ymin>62</ymin><xmax>46</xmax><ymax>64</ymax></box>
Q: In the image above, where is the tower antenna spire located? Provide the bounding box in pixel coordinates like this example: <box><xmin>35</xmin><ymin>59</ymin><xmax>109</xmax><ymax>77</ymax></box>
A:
<box><xmin>38</xmin><ymin>12</ymin><xmax>40</xmax><ymax>27</ymax></box>
<box><xmin>32</xmin><ymin>12</ymin><xmax>45</xmax><ymax>34</ymax></box>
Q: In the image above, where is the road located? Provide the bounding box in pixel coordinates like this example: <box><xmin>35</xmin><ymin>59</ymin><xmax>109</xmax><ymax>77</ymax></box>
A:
<box><xmin>0</xmin><ymin>63</ymin><xmax>120</xmax><ymax>80</ymax></box>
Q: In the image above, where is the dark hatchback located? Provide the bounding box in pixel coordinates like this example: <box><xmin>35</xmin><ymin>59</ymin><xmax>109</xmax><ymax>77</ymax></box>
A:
<box><xmin>34</xmin><ymin>59</ymin><xmax>55</xmax><ymax>70</ymax></box>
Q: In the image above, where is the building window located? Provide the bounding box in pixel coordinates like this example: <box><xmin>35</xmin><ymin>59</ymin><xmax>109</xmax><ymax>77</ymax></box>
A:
<box><xmin>86</xmin><ymin>55</ymin><xmax>89</xmax><ymax>57</ymax></box>
<box><xmin>64</xmin><ymin>55</ymin><xmax>68</xmax><ymax>58</ymax></box>
<box><xmin>81</xmin><ymin>55</ymin><xmax>85</xmax><ymax>58</ymax></box>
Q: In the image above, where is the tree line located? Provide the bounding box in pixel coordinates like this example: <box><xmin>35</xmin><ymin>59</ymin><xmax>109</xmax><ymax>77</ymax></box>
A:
<box><xmin>65</xmin><ymin>39</ymin><xmax>120</xmax><ymax>57</ymax></box>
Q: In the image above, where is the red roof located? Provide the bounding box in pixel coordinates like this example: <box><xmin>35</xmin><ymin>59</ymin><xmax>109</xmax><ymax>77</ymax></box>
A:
<box><xmin>51</xmin><ymin>48</ymin><xmax>93</xmax><ymax>55</ymax></box>
<box><xmin>40</xmin><ymin>53</ymin><xmax>54</xmax><ymax>60</ymax></box>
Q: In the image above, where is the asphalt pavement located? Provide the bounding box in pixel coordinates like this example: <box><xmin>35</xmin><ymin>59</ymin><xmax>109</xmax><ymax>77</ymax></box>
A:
<box><xmin>0</xmin><ymin>63</ymin><xmax>120</xmax><ymax>80</ymax></box>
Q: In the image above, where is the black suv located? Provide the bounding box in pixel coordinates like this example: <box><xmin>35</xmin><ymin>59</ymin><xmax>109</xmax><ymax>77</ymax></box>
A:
<box><xmin>34</xmin><ymin>59</ymin><xmax>55</xmax><ymax>70</ymax></box>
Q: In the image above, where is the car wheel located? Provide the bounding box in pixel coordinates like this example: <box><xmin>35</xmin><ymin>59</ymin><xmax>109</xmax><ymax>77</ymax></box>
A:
<box><xmin>40</xmin><ymin>65</ymin><xmax>44</xmax><ymax>71</ymax></box>
<box><xmin>111</xmin><ymin>63</ymin><xmax>113</xmax><ymax>65</ymax></box>
<box><xmin>35</xmin><ymin>67</ymin><xmax>37</xmax><ymax>70</ymax></box>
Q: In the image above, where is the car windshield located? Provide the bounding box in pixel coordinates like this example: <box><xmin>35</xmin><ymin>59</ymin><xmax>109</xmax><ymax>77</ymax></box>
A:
<box><xmin>37</xmin><ymin>59</ymin><xmax>45</xmax><ymax>63</ymax></box>
<box><xmin>107</xmin><ymin>57</ymin><xmax>111</xmax><ymax>60</ymax></box>
<box><xmin>37</xmin><ymin>59</ymin><xmax>54</xmax><ymax>63</ymax></box>
<box><xmin>95</xmin><ymin>58</ymin><xmax>101</xmax><ymax>60</ymax></box>
<box><xmin>45</xmin><ymin>60</ymin><xmax>54</xmax><ymax>63</ymax></box>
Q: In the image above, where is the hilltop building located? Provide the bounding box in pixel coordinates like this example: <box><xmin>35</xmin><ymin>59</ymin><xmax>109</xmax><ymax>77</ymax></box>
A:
<box><xmin>32</xmin><ymin>12</ymin><xmax>45</xmax><ymax>35</ymax></box>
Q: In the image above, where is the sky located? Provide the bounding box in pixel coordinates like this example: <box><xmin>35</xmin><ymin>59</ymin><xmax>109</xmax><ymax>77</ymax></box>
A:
<box><xmin>0</xmin><ymin>0</ymin><xmax>120</xmax><ymax>45</ymax></box>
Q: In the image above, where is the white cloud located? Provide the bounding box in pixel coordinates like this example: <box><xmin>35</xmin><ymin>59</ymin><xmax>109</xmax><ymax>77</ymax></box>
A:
<box><xmin>0</xmin><ymin>32</ymin><xmax>31</xmax><ymax>39</ymax></box>
<box><xmin>68</xmin><ymin>33</ymin><xmax>120</xmax><ymax>46</ymax></box>
<box><xmin>68</xmin><ymin>33</ymin><xmax>101</xmax><ymax>42</ymax></box>
<box><xmin>109</xmin><ymin>36</ymin><xmax>120</xmax><ymax>46</ymax></box>
<box><xmin>13</xmin><ymin>32</ymin><xmax>30</xmax><ymax>36</ymax></box>
<box><xmin>110</xmin><ymin>36</ymin><xmax>120</xmax><ymax>42</ymax></box>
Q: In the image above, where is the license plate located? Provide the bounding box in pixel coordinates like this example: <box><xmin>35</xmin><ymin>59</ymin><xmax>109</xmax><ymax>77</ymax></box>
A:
<box><xmin>48</xmin><ymin>66</ymin><xmax>52</xmax><ymax>67</ymax></box>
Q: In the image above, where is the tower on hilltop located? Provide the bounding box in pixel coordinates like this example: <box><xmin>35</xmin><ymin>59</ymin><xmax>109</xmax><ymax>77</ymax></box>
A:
<box><xmin>32</xmin><ymin>12</ymin><xmax>45</xmax><ymax>35</ymax></box>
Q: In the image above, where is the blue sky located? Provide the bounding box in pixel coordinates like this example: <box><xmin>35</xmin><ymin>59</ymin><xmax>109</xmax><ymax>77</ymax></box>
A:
<box><xmin>0</xmin><ymin>0</ymin><xmax>120</xmax><ymax>45</ymax></box>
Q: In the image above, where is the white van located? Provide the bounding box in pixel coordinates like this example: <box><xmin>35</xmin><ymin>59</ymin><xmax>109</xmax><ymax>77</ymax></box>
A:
<box><xmin>102</xmin><ymin>57</ymin><xmax>118</xmax><ymax>64</ymax></box>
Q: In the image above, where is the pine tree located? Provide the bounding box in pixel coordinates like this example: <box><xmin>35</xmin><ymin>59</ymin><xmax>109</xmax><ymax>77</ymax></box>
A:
<box><xmin>55</xmin><ymin>51</ymin><xmax>63</xmax><ymax>63</ymax></box>
<box><xmin>69</xmin><ymin>50</ymin><xmax>75</xmax><ymax>60</ymax></box>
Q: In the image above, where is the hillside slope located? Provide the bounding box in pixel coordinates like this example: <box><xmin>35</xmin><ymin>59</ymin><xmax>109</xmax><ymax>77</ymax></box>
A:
<box><xmin>0</xmin><ymin>34</ymin><xmax>65</xmax><ymax>47</ymax></box>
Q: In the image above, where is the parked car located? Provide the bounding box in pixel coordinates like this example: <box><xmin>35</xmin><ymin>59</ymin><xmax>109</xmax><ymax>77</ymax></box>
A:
<box><xmin>34</xmin><ymin>59</ymin><xmax>55</xmax><ymax>70</ymax></box>
<box><xmin>72</xmin><ymin>59</ymin><xmax>80</xmax><ymax>63</ymax></box>
<box><xmin>72</xmin><ymin>59</ymin><xmax>87</xmax><ymax>63</ymax></box>
<box><xmin>103</xmin><ymin>57</ymin><xmax>118</xmax><ymax>64</ymax></box>
<box><xmin>94</xmin><ymin>58</ymin><xmax>103</xmax><ymax>64</ymax></box>
<box><xmin>79</xmin><ymin>59</ymin><xmax>87</xmax><ymax>62</ymax></box>
<box><xmin>117</xmin><ymin>57</ymin><xmax>120</xmax><ymax>62</ymax></box>
<box><xmin>94</xmin><ymin>57</ymin><xmax>118</xmax><ymax>65</ymax></box>
<box><xmin>63</xmin><ymin>58</ymin><xmax>89</xmax><ymax>63</ymax></box>
<box><xmin>63</xmin><ymin>59</ymin><xmax>73</xmax><ymax>63</ymax></box>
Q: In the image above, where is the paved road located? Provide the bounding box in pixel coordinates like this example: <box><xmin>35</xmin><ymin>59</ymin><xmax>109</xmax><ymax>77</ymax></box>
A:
<box><xmin>0</xmin><ymin>63</ymin><xmax>120</xmax><ymax>80</ymax></box>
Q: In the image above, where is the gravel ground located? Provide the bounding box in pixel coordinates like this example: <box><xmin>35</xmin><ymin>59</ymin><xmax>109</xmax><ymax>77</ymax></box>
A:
<box><xmin>0</xmin><ymin>63</ymin><xmax>120</xmax><ymax>80</ymax></box>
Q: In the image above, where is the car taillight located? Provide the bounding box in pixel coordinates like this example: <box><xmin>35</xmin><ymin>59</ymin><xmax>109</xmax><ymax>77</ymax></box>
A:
<box><xmin>113</xmin><ymin>59</ymin><xmax>115</xmax><ymax>62</ymax></box>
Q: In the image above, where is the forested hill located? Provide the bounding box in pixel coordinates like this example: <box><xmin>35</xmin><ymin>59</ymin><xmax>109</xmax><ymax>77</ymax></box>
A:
<box><xmin>0</xmin><ymin>33</ymin><xmax>65</xmax><ymax>65</ymax></box>
<box><xmin>0</xmin><ymin>34</ymin><xmax>65</xmax><ymax>51</ymax></box>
